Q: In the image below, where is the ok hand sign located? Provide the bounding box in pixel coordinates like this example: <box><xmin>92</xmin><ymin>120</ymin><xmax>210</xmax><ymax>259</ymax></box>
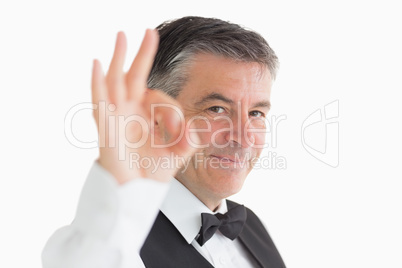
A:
<box><xmin>91</xmin><ymin>30</ymin><xmax>197</xmax><ymax>184</ymax></box>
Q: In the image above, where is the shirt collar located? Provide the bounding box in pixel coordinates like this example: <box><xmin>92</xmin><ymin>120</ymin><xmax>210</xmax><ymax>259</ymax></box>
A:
<box><xmin>160</xmin><ymin>178</ymin><xmax>228</xmax><ymax>244</ymax></box>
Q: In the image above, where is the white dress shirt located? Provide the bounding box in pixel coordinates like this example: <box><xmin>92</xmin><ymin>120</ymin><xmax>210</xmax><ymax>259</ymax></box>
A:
<box><xmin>161</xmin><ymin>178</ymin><xmax>259</xmax><ymax>268</ymax></box>
<box><xmin>42</xmin><ymin>162</ymin><xmax>259</xmax><ymax>267</ymax></box>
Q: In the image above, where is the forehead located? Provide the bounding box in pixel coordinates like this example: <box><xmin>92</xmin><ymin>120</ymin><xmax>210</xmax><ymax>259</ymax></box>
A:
<box><xmin>177</xmin><ymin>53</ymin><xmax>272</xmax><ymax>105</ymax></box>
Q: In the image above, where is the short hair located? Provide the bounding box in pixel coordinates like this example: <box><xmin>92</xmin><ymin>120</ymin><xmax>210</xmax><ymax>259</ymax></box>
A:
<box><xmin>147</xmin><ymin>16</ymin><xmax>279</xmax><ymax>98</ymax></box>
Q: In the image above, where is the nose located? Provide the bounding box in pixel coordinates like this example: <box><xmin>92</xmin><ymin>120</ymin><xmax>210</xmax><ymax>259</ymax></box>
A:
<box><xmin>224</xmin><ymin>112</ymin><xmax>255</xmax><ymax>148</ymax></box>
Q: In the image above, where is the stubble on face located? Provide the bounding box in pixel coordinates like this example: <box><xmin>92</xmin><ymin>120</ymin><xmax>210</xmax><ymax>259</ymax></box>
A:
<box><xmin>173</xmin><ymin>53</ymin><xmax>272</xmax><ymax>210</ymax></box>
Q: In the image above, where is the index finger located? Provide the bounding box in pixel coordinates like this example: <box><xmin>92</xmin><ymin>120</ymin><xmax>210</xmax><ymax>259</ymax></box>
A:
<box><xmin>126</xmin><ymin>29</ymin><xmax>159</xmax><ymax>101</ymax></box>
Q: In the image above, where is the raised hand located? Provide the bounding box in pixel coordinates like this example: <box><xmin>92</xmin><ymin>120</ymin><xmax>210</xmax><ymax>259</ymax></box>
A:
<box><xmin>91</xmin><ymin>30</ymin><xmax>197</xmax><ymax>184</ymax></box>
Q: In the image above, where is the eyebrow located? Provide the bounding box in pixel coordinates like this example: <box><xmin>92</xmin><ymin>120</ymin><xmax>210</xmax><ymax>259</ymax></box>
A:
<box><xmin>194</xmin><ymin>92</ymin><xmax>271</xmax><ymax>110</ymax></box>
<box><xmin>194</xmin><ymin>93</ymin><xmax>234</xmax><ymax>106</ymax></box>
<box><xmin>252</xmin><ymin>100</ymin><xmax>271</xmax><ymax>110</ymax></box>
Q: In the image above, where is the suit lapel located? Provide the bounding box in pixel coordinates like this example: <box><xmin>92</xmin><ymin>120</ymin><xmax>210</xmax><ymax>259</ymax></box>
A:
<box><xmin>141</xmin><ymin>211</ymin><xmax>214</xmax><ymax>268</ymax></box>
<box><xmin>142</xmin><ymin>202</ymin><xmax>285</xmax><ymax>268</ymax></box>
<box><xmin>227</xmin><ymin>200</ymin><xmax>286</xmax><ymax>268</ymax></box>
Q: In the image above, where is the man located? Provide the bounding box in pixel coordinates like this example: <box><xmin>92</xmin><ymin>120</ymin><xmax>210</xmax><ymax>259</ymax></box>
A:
<box><xmin>42</xmin><ymin>16</ymin><xmax>286</xmax><ymax>267</ymax></box>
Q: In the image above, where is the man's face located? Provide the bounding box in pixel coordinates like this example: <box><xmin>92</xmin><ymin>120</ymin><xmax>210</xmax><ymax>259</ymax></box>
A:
<box><xmin>174</xmin><ymin>53</ymin><xmax>272</xmax><ymax>206</ymax></box>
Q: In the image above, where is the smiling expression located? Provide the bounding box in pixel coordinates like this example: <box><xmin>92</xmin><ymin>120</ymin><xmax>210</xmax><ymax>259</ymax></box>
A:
<box><xmin>174</xmin><ymin>53</ymin><xmax>272</xmax><ymax>210</ymax></box>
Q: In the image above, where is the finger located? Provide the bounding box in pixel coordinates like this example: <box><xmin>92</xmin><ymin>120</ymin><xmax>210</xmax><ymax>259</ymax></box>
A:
<box><xmin>143</xmin><ymin>90</ymin><xmax>197</xmax><ymax>156</ymax></box>
<box><xmin>126</xmin><ymin>29</ymin><xmax>159</xmax><ymax>101</ymax></box>
<box><xmin>91</xmin><ymin>60</ymin><xmax>107</xmax><ymax>121</ymax></box>
<box><xmin>91</xmin><ymin>59</ymin><xmax>107</xmax><ymax>103</ymax></box>
<box><xmin>106</xmin><ymin>32</ymin><xmax>127</xmax><ymax>104</ymax></box>
<box><xmin>143</xmin><ymin>90</ymin><xmax>181</xmax><ymax>137</ymax></box>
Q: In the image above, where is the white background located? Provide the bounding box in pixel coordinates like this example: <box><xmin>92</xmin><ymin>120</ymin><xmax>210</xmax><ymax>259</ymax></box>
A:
<box><xmin>1</xmin><ymin>0</ymin><xmax>401</xmax><ymax>267</ymax></box>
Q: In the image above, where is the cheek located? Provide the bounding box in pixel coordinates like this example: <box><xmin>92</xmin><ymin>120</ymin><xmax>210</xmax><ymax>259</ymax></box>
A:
<box><xmin>208</xmin><ymin>120</ymin><xmax>233</xmax><ymax>145</ymax></box>
<box><xmin>186</xmin><ymin>118</ymin><xmax>214</xmax><ymax>146</ymax></box>
<box><xmin>252</xmin><ymin>132</ymin><xmax>266</xmax><ymax>147</ymax></box>
<box><xmin>189</xmin><ymin>118</ymin><xmax>231</xmax><ymax>144</ymax></box>
<box><xmin>247</xmin><ymin>119</ymin><xmax>268</xmax><ymax>146</ymax></box>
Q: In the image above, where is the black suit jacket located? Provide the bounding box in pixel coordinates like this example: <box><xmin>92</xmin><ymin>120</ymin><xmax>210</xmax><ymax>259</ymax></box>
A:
<box><xmin>140</xmin><ymin>200</ymin><xmax>286</xmax><ymax>268</ymax></box>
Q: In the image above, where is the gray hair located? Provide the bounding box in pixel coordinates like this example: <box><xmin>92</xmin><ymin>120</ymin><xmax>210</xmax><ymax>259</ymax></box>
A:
<box><xmin>148</xmin><ymin>16</ymin><xmax>279</xmax><ymax>98</ymax></box>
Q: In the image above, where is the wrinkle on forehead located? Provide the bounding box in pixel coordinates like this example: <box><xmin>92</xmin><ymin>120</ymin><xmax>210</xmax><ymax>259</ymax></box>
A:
<box><xmin>176</xmin><ymin>53</ymin><xmax>272</xmax><ymax>111</ymax></box>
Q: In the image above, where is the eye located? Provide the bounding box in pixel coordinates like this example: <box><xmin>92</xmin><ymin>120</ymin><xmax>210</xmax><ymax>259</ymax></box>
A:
<box><xmin>249</xmin><ymin>110</ymin><xmax>265</xmax><ymax>118</ymax></box>
<box><xmin>207</xmin><ymin>106</ymin><xmax>226</xmax><ymax>114</ymax></box>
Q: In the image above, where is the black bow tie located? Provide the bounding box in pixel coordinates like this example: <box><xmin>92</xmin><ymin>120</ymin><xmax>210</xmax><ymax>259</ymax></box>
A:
<box><xmin>196</xmin><ymin>204</ymin><xmax>247</xmax><ymax>246</ymax></box>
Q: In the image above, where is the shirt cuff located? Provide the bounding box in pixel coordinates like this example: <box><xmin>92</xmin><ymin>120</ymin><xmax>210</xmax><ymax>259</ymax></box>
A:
<box><xmin>72</xmin><ymin>161</ymin><xmax>171</xmax><ymax>253</ymax></box>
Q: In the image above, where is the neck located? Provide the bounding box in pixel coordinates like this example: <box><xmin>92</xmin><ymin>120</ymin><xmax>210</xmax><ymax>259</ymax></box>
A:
<box><xmin>199</xmin><ymin>195</ymin><xmax>223</xmax><ymax>212</ymax></box>
<box><xmin>175</xmin><ymin>178</ymin><xmax>223</xmax><ymax>211</ymax></box>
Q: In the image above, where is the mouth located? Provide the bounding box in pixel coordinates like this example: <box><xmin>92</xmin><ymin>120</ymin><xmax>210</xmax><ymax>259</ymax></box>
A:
<box><xmin>210</xmin><ymin>154</ymin><xmax>245</xmax><ymax>163</ymax></box>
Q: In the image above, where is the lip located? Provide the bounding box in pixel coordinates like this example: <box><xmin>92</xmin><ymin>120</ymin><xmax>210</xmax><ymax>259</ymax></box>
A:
<box><xmin>210</xmin><ymin>155</ymin><xmax>244</xmax><ymax>163</ymax></box>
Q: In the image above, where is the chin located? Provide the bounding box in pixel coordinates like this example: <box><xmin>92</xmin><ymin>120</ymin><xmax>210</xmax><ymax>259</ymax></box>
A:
<box><xmin>206</xmin><ymin>170</ymin><xmax>248</xmax><ymax>199</ymax></box>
